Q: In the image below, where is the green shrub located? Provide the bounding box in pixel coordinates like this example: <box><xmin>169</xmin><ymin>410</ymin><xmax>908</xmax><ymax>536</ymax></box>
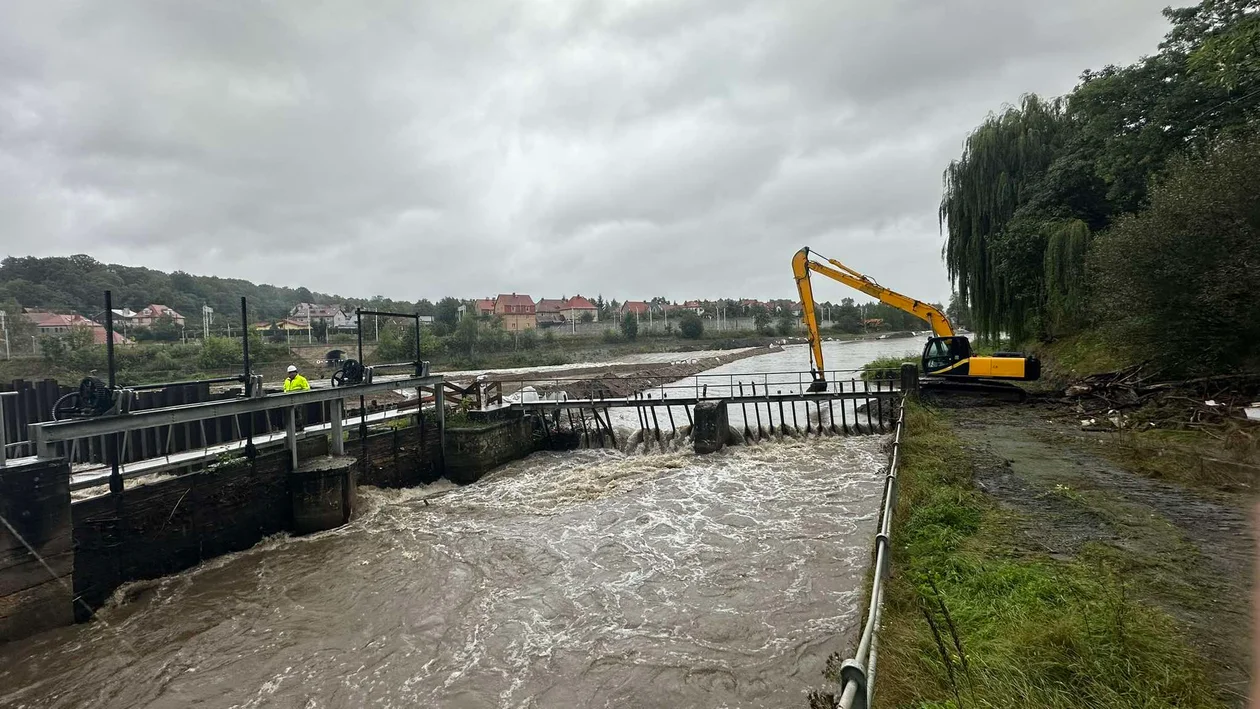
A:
<box><xmin>1090</xmin><ymin>134</ymin><xmax>1260</xmax><ymax>375</ymax></box>
<box><xmin>678</xmin><ymin>313</ymin><xmax>703</xmax><ymax>339</ymax></box>
<box><xmin>621</xmin><ymin>313</ymin><xmax>639</xmax><ymax>340</ymax></box>
<box><xmin>199</xmin><ymin>336</ymin><xmax>241</xmax><ymax>369</ymax></box>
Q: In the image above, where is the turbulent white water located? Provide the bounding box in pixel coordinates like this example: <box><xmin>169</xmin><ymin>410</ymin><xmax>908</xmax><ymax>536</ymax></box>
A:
<box><xmin>0</xmin><ymin>341</ymin><xmax>914</xmax><ymax>709</ymax></box>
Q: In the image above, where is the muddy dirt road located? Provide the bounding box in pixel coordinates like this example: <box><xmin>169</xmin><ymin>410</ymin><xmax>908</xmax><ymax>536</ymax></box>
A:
<box><xmin>948</xmin><ymin>403</ymin><xmax>1254</xmax><ymax>706</ymax></box>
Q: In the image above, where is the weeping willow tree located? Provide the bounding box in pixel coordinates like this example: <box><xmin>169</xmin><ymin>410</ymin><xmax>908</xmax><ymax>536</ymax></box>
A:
<box><xmin>1042</xmin><ymin>218</ymin><xmax>1091</xmax><ymax>336</ymax></box>
<box><xmin>940</xmin><ymin>95</ymin><xmax>1071</xmax><ymax>343</ymax></box>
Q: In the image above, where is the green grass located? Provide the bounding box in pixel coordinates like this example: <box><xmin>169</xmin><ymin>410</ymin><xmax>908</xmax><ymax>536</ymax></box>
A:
<box><xmin>851</xmin><ymin>405</ymin><xmax>1223</xmax><ymax>709</ymax></box>
<box><xmin>1032</xmin><ymin>330</ymin><xmax>1132</xmax><ymax>384</ymax></box>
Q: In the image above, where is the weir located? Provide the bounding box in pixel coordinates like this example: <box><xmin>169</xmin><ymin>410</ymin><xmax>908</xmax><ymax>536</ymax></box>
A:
<box><xmin>0</xmin><ymin>367</ymin><xmax>904</xmax><ymax>644</ymax></box>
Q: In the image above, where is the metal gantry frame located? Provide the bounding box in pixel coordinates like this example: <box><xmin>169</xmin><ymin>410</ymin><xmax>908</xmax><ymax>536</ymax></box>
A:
<box><xmin>27</xmin><ymin>374</ymin><xmax>446</xmax><ymax>489</ymax></box>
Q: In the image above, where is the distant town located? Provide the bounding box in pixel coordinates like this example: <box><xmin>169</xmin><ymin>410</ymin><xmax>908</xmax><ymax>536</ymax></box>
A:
<box><xmin>15</xmin><ymin>294</ymin><xmax>842</xmax><ymax>343</ymax></box>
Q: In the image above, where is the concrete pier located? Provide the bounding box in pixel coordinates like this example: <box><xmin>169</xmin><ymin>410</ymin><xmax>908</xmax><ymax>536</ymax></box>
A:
<box><xmin>693</xmin><ymin>401</ymin><xmax>729</xmax><ymax>454</ymax></box>
<box><xmin>289</xmin><ymin>456</ymin><xmax>357</xmax><ymax>535</ymax></box>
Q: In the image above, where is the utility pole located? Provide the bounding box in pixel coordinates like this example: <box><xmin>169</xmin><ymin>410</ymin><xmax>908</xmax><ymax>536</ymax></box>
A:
<box><xmin>0</xmin><ymin>310</ymin><xmax>9</xmax><ymax>359</ymax></box>
<box><xmin>202</xmin><ymin>305</ymin><xmax>213</xmax><ymax>341</ymax></box>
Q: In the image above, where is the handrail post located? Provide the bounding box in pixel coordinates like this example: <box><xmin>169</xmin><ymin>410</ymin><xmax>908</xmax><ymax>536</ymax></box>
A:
<box><xmin>900</xmin><ymin>362</ymin><xmax>919</xmax><ymax>400</ymax></box>
<box><xmin>285</xmin><ymin>405</ymin><xmax>298</xmax><ymax>469</ymax></box>
<box><xmin>0</xmin><ymin>391</ymin><xmax>10</xmax><ymax>468</ymax></box>
<box><xmin>330</xmin><ymin>398</ymin><xmax>345</xmax><ymax>456</ymax></box>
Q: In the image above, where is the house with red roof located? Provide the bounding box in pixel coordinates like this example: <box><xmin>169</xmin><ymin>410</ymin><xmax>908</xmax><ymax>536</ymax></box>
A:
<box><xmin>494</xmin><ymin>293</ymin><xmax>536</xmax><ymax>331</ymax></box>
<box><xmin>290</xmin><ymin>303</ymin><xmax>346</xmax><ymax>326</ymax></box>
<box><xmin>620</xmin><ymin>301</ymin><xmax>650</xmax><ymax>317</ymax></box>
<box><xmin>534</xmin><ymin>298</ymin><xmax>566</xmax><ymax>326</ymax></box>
<box><xmin>560</xmin><ymin>295</ymin><xmax>598</xmax><ymax>323</ymax></box>
<box><xmin>129</xmin><ymin>304</ymin><xmax>185</xmax><ymax>327</ymax></box>
<box><xmin>25</xmin><ymin>310</ymin><xmax>128</xmax><ymax>345</ymax></box>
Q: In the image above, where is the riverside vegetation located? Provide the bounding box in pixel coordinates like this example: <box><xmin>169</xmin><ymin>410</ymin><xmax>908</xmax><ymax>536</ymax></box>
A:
<box><xmin>817</xmin><ymin>2</ymin><xmax>1260</xmax><ymax>706</ymax></box>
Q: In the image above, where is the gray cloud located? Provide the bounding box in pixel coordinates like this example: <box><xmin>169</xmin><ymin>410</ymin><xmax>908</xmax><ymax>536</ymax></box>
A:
<box><xmin>1</xmin><ymin>0</ymin><xmax>1170</xmax><ymax>304</ymax></box>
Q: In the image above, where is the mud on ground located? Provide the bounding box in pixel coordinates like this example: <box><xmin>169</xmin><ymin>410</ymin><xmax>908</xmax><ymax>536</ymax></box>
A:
<box><xmin>948</xmin><ymin>402</ymin><xmax>1254</xmax><ymax>706</ymax></box>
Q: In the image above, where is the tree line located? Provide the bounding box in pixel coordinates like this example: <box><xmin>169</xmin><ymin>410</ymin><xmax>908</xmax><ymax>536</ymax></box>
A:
<box><xmin>0</xmin><ymin>255</ymin><xmax>940</xmax><ymax>344</ymax></box>
<box><xmin>941</xmin><ymin>0</ymin><xmax>1260</xmax><ymax>375</ymax></box>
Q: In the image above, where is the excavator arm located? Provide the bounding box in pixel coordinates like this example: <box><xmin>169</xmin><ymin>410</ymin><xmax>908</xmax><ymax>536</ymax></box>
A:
<box><xmin>793</xmin><ymin>247</ymin><xmax>954</xmax><ymax>390</ymax></box>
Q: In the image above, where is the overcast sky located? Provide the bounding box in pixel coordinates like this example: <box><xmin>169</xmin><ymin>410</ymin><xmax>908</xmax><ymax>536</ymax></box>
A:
<box><xmin>1</xmin><ymin>1</ymin><xmax>1172</xmax><ymax>305</ymax></box>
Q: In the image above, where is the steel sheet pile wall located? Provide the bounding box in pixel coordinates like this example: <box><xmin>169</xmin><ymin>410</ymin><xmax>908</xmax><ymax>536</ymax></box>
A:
<box><xmin>71</xmin><ymin>436</ymin><xmax>328</xmax><ymax>616</ymax></box>
<box><xmin>0</xmin><ymin>459</ymin><xmax>73</xmax><ymax>641</ymax></box>
<box><xmin>352</xmin><ymin>414</ymin><xmax>443</xmax><ymax>489</ymax></box>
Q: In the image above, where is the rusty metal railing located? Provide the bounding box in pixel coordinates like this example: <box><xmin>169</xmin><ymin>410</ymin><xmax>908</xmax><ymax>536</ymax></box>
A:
<box><xmin>836</xmin><ymin>393</ymin><xmax>907</xmax><ymax>708</ymax></box>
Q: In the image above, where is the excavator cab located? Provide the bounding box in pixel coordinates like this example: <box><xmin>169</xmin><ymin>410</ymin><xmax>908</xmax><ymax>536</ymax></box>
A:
<box><xmin>922</xmin><ymin>335</ymin><xmax>1042</xmax><ymax>380</ymax></box>
<box><xmin>922</xmin><ymin>336</ymin><xmax>973</xmax><ymax>376</ymax></box>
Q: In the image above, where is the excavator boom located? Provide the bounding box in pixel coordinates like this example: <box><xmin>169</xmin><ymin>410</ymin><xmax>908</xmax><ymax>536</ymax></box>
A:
<box><xmin>794</xmin><ymin>247</ymin><xmax>953</xmax><ymax>389</ymax></box>
<box><xmin>793</xmin><ymin>247</ymin><xmax>1039</xmax><ymax>388</ymax></box>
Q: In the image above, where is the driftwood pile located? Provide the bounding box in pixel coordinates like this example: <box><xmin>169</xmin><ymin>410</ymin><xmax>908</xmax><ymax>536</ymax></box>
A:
<box><xmin>1063</xmin><ymin>364</ymin><xmax>1260</xmax><ymax>429</ymax></box>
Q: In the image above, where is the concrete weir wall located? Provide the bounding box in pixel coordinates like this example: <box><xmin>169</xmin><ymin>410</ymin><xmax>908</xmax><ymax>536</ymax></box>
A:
<box><xmin>445</xmin><ymin>416</ymin><xmax>539</xmax><ymax>485</ymax></box>
<box><xmin>0</xmin><ymin>409</ymin><xmax>541</xmax><ymax>644</ymax></box>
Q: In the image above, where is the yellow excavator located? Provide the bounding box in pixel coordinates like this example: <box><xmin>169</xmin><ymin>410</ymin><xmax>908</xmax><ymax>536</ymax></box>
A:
<box><xmin>792</xmin><ymin>247</ymin><xmax>1040</xmax><ymax>393</ymax></box>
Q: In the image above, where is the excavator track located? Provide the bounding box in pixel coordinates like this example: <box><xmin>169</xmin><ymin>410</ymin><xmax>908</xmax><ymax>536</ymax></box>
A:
<box><xmin>920</xmin><ymin>377</ymin><xmax>1028</xmax><ymax>403</ymax></box>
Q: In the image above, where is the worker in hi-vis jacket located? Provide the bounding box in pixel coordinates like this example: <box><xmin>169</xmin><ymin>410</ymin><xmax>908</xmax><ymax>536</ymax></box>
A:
<box><xmin>283</xmin><ymin>364</ymin><xmax>310</xmax><ymax>430</ymax></box>
<box><xmin>283</xmin><ymin>364</ymin><xmax>310</xmax><ymax>392</ymax></box>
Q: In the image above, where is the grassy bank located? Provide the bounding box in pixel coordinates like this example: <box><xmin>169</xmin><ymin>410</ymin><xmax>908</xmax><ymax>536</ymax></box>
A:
<box><xmin>861</xmin><ymin>405</ymin><xmax>1222</xmax><ymax>708</ymax></box>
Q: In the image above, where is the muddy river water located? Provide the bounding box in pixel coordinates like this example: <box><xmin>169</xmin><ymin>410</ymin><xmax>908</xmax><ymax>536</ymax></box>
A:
<box><xmin>0</xmin><ymin>340</ymin><xmax>921</xmax><ymax>709</ymax></box>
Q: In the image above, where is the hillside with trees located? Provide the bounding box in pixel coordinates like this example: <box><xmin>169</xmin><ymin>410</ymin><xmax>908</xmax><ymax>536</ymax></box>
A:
<box><xmin>0</xmin><ymin>254</ymin><xmax>436</xmax><ymax>328</ymax></box>
<box><xmin>940</xmin><ymin>0</ymin><xmax>1260</xmax><ymax>376</ymax></box>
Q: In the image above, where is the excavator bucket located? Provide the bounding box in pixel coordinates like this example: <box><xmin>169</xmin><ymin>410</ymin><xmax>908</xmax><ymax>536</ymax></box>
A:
<box><xmin>807</xmin><ymin>378</ymin><xmax>828</xmax><ymax>393</ymax></box>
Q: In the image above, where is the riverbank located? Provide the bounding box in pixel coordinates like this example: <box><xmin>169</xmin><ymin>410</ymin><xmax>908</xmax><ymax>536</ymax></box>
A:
<box><xmin>857</xmin><ymin>401</ymin><xmax>1249</xmax><ymax>708</ymax></box>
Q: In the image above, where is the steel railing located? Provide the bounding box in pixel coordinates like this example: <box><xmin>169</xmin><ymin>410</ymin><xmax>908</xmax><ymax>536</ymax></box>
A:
<box><xmin>505</xmin><ymin>368</ymin><xmax>886</xmax><ymax>400</ymax></box>
<box><xmin>835</xmin><ymin>394</ymin><xmax>907</xmax><ymax>709</ymax></box>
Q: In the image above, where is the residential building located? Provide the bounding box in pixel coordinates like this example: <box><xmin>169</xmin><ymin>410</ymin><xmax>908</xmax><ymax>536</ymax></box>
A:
<box><xmin>24</xmin><ymin>310</ymin><xmax>128</xmax><ymax>345</ymax></box>
<box><xmin>331</xmin><ymin>310</ymin><xmax>358</xmax><ymax>332</ymax></box>
<box><xmin>769</xmin><ymin>299</ymin><xmax>801</xmax><ymax>317</ymax></box>
<box><xmin>290</xmin><ymin>303</ymin><xmax>344</xmax><ymax>325</ymax></box>
<box><xmin>493</xmin><ymin>293</ymin><xmax>536</xmax><ymax>331</ymax></box>
<box><xmin>682</xmin><ymin>300</ymin><xmax>704</xmax><ymax>315</ymax></box>
<box><xmin>130</xmin><ymin>304</ymin><xmax>186</xmax><ymax>327</ymax></box>
<box><xmin>535</xmin><ymin>298</ymin><xmax>566</xmax><ymax>326</ymax></box>
<box><xmin>255</xmin><ymin>319</ymin><xmax>310</xmax><ymax>332</ymax></box>
<box><xmin>560</xmin><ymin>295</ymin><xmax>598</xmax><ymax>323</ymax></box>
<box><xmin>621</xmin><ymin>301</ymin><xmax>650</xmax><ymax>316</ymax></box>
